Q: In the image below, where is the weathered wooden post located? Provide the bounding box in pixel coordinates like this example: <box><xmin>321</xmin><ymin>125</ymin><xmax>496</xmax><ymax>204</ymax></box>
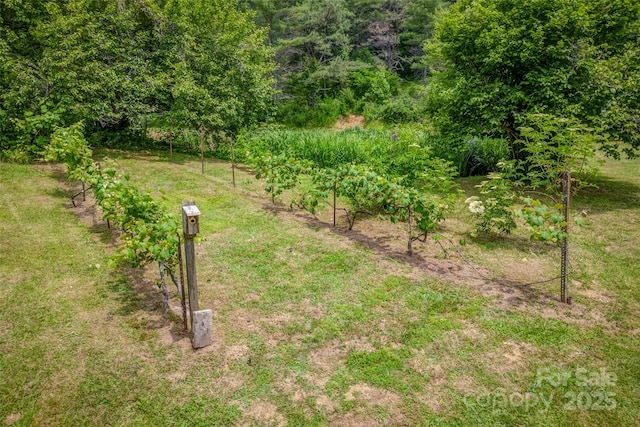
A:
<box><xmin>182</xmin><ymin>201</ymin><xmax>212</xmax><ymax>348</ymax></box>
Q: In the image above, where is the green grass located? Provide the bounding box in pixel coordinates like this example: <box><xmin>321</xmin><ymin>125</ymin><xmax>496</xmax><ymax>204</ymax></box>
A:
<box><xmin>1</xmin><ymin>151</ymin><xmax>639</xmax><ymax>426</ymax></box>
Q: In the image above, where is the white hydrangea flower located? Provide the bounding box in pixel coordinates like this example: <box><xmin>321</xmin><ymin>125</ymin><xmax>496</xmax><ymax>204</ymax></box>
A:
<box><xmin>468</xmin><ymin>200</ymin><xmax>485</xmax><ymax>214</ymax></box>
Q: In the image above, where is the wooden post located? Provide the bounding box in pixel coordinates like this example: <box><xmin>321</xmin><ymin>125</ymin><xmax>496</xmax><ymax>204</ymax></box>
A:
<box><xmin>561</xmin><ymin>172</ymin><xmax>571</xmax><ymax>303</ymax></box>
<box><xmin>407</xmin><ymin>209</ymin><xmax>412</xmax><ymax>256</ymax></box>
<box><xmin>182</xmin><ymin>201</ymin><xmax>201</xmax><ymax>331</ymax></box>
<box><xmin>177</xmin><ymin>234</ymin><xmax>188</xmax><ymax>332</ymax></box>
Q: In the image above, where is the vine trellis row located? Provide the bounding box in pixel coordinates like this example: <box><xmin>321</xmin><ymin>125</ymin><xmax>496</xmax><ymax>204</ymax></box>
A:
<box><xmin>44</xmin><ymin>122</ymin><xmax>188</xmax><ymax>324</ymax></box>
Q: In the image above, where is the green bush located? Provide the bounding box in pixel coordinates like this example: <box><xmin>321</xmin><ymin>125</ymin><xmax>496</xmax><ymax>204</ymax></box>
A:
<box><xmin>0</xmin><ymin>148</ymin><xmax>31</xmax><ymax>164</ymax></box>
<box><xmin>461</xmin><ymin>137</ymin><xmax>510</xmax><ymax>177</ymax></box>
<box><xmin>367</xmin><ymin>95</ymin><xmax>423</xmax><ymax>124</ymax></box>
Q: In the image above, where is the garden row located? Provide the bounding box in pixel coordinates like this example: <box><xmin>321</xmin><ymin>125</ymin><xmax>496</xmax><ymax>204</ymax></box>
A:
<box><xmin>244</xmin><ymin>114</ymin><xmax>602</xmax><ymax>255</ymax></box>
<box><xmin>44</xmin><ymin>122</ymin><xmax>183</xmax><ymax>308</ymax></box>
<box><xmin>251</xmin><ymin>154</ymin><xmax>455</xmax><ymax>255</ymax></box>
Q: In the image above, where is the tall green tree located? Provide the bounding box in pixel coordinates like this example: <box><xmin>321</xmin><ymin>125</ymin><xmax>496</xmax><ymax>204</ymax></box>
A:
<box><xmin>276</xmin><ymin>0</ymin><xmax>363</xmax><ymax>106</ymax></box>
<box><xmin>165</xmin><ymin>0</ymin><xmax>275</xmax><ymax>138</ymax></box>
<box><xmin>424</xmin><ymin>0</ymin><xmax>640</xmax><ymax>158</ymax></box>
<box><xmin>400</xmin><ymin>0</ymin><xmax>443</xmax><ymax>80</ymax></box>
<box><xmin>1</xmin><ymin>0</ymin><xmax>275</xmax><ymax>157</ymax></box>
<box><xmin>37</xmin><ymin>0</ymin><xmax>162</xmax><ymax>130</ymax></box>
<box><xmin>0</xmin><ymin>0</ymin><xmax>64</xmax><ymax>156</ymax></box>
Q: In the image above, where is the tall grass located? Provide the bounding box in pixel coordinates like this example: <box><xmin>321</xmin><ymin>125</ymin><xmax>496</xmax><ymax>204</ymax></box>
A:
<box><xmin>235</xmin><ymin>126</ymin><xmax>442</xmax><ymax>174</ymax></box>
<box><xmin>151</xmin><ymin>125</ymin><xmax>509</xmax><ymax>178</ymax></box>
<box><xmin>236</xmin><ymin>127</ymin><xmax>389</xmax><ymax>168</ymax></box>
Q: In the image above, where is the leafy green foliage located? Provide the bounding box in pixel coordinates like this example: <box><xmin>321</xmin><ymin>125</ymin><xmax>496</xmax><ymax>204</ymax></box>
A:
<box><xmin>250</xmin><ymin>153</ymin><xmax>451</xmax><ymax>254</ymax></box>
<box><xmin>165</xmin><ymin>0</ymin><xmax>275</xmax><ymax>139</ymax></box>
<box><xmin>1</xmin><ymin>0</ymin><xmax>275</xmax><ymax>157</ymax></box>
<box><xmin>5</xmin><ymin>102</ymin><xmax>65</xmax><ymax>159</ymax></box>
<box><xmin>424</xmin><ymin>0</ymin><xmax>640</xmax><ymax>158</ymax></box>
<box><xmin>44</xmin><ymin>122</ymin><xmax>96</xmax><ymax>183</ymax></box>
<box><xmin>238</xmin><ymin>126</ymin><xmax>459</xmax><ymax>187</ymax></box>
<box><xmin>251</xmin><ymin>154</ymin><xmax>314</xmax><ymax>203</ymax></box>
<box><xmin>512</xmin><ymin>113</ymin><xmax>603</xmax><ymax>195</ymax></box>
<box><xmin>466</xmin><ymin>174</ymin><xmax>517</xmax><ymax>235</ymax></box>
<box><xmin>515</xmin><ymin>198</ymin><xmax>566</xmax><ymax>243</ymax></box>
<box><xmin>44</xmin><ymin>123</ymin><xmax>180</xmax><ymax>269</ymax></box>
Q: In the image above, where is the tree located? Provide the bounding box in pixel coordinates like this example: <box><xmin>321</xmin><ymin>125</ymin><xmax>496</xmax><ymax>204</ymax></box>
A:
<box><xmin>163</xmin><ymin>0</ymin><xmax>275</xmax><ymax>174</ymax></box>
<box><xmin>400</xmin><ymin>0</ymin><xmax>444</xmax><ymax>80</ymax></box>
<box><xmin>0</xmin><ymin>0</ymin><xmax>65</xmax><ymax>157</ymax></box>
<box><xmin>37</xmin><ymin>0</ymin><xmax>161</xmax><ymax>130</ymax></box>
<box><xmin>424</xmin><ymin>0</ymin><xmax>640</xmax><ymax>159</ymax></box>
<box><xmin>1</xmin><ymin>0</ymin><xmax>275</xmax><ymax>159</ymax></box>
<box><xmin>276</xmin><ymin>0</ymin><xmax>364</xmax><ymax>106</ymax></box>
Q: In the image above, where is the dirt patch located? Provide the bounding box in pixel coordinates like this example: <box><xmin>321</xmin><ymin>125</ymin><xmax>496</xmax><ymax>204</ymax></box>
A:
<box><xmin>167</xmin><ymin>370</ymin><xmax>187</xmax><ymax>384</ymax></box>
<box><xmin>226</xmin><ymin>308</ymin><xmax>263</xmax><ymax>334</ymax></box>
<box><xmin>416</xmin><ymin>392</ymin><xmax>447</xmax><ymax>414</ymax></box>
<box><xmin>316</xmin><ymin>395</ymin><xmax>337</xmax><ymax>412</ymax></box>
<box><xmin>452</xmin><ymin>376</ymin><xmax>480</xmax><ymax>394</ymax></box>
<box><xmin>333</xmin><ymin>384</ymin><xmax>406</xmax><ymax>426</ymax></box>
<box><xmin>307</xmin><ymin>343</ymin><xmax>347</xmax><ymax>377</ymax></box>
<box><xmin>276</xmin><ymin>376</ymin><xmax>309</xmax><ymax>403</ymax></box>
<box><xmin>575</xmin><ymin>287</ymin><xmax>614</xmax><ymax>304</ymax></box>
<box><xmin>158</xmin><ymin>325</ymin><xmax>192</xmax><ymax>351</ymax></box>
<box><xmin>334</xmin><ymin>114</ymin><xmax>365</xmax><ymax>130</ymax></box>
<box><xmin>482</xmin><ymin>340</ymin><xmax>537</xmax><ymax>375</ymax></box>
<box><xmin>3</xmin><ymin>413</ymin><xmax>21</xmax><ymax>426</ymax></box>
<box><xmin>330</xmin><ymin>413</ymin><xmax>381</xmax><ymax>427</ymax></box>
<box><xmin>408</xmin><ymin>351</ymin><xmax>448</xmax><ymax>383</ymax></box>
<box><xmin>225</xmin><ymin>344</ymin><xmax>249</xmax><ymax>363</ymax></box>
<box><xmin>298</xmin><ymin>298</ymin><xmax>325</xmax><ymax>319</ymax></box>
<box><xmin>345</xmin><ymin>383</ymin><xmax>402</xmax><ymax>407</ymax></box>
<box><xmin>242</xmin><ymin>400</ymin><xmax>286</xmax><ymax>427</ymax></box>
<box><xmin>308</xmin><ymin>338</ymin><xmax>375</xmax><ymax>371</ymax></box>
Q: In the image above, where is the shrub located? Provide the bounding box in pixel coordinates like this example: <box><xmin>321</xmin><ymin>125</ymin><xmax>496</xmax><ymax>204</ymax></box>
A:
<box><xmin>466</xmin><ymin>173</ymin><xmax>517</xmax><ymax>235</ymax></box>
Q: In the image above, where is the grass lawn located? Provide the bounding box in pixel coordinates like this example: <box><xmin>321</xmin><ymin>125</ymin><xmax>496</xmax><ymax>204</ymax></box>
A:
<box><xmin>1</xmin><ymin>151</ymin><xmax>638</xmax><ymax>426</ymax></box>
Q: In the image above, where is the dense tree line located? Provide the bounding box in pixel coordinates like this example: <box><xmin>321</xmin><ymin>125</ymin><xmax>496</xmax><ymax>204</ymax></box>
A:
<box><xmin>236</xmin><ymin>0</ymin><xmax>638</xmax><ymax>161</ymax></box>
<box><xmin>1</xmin><ymin>0</ymin><xmax>638</xmax><ymax>162</ymax></box>
<box><xmin>237</xmin><ymin>0</ymin><xmax>448</xmax><ymax>125</ymax></box>
<box><xmin>0</xmin><ymin>0</ymin><xmax>275</xmax><ymax>160</ymax></box>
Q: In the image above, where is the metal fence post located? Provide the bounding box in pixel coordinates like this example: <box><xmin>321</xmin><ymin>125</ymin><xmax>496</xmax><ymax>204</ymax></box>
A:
<box><xmin>561</xmin><ymin>172</ymin><xmax>571</xmax><ymax>304</ymax></box>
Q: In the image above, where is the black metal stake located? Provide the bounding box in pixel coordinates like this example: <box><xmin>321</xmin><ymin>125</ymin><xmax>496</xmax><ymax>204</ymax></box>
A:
<box><xmin>561</xmin><ymin>171</ymin><xmax>571</xmax><ymax>303</ymax></box>
<box><xmin>333</xmin><ymin>183</ymin><xmax>337</xmax><ymax>227</ymax></box>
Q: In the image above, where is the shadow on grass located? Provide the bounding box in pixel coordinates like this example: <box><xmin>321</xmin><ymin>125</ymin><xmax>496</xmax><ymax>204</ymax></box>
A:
<box><xmin>260</xmin><ymin>202</ymin><xmax>557</xmax><ymax>307</ymax></box>
<box><xmin>469</xmin><ymin>231</ymin><xmax>558</xmax><ymax>256</ymax></box>
<box><xmin>105</xmin><ymin>265</ymin><xmax>189</xmax><ymax>343</ymax></box>
<box><xmin>573</xmin><ymin>175</ymin><xmax>640</xmax><ymax>213</ymax></box>
<box><xmin>45</xmin><ymin>163</ymin><xmax>189</xmax><ymax>343</ymax></box>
